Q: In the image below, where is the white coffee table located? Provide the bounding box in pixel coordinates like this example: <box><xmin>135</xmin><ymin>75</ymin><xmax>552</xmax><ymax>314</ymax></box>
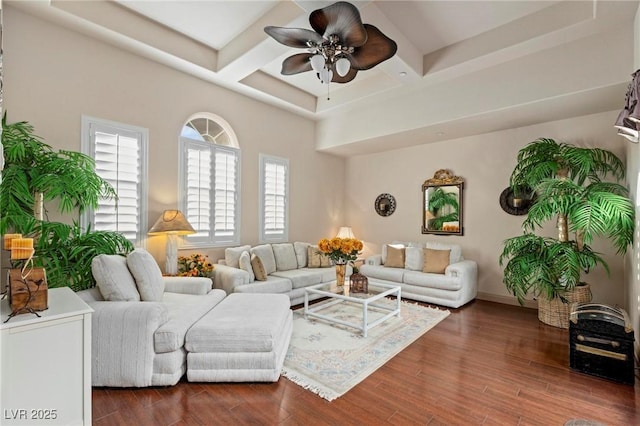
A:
<box><xmin>304</xmin><ymin>281</ymin><xmax>401</xmax><ymax>337</ymax></box>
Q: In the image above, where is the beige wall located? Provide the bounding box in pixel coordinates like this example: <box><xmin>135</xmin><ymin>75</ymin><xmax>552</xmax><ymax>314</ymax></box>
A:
<box><xmin>3</xmin><ymin>6</ymin><xmax>346</xmax><ymax>263</ymax></box>
<box><xmin>624</xmin><ymin>4</ymin><xmax>640</xmax><ymax>356</ymax></box>
<box><xmin>346</xmin><ymin>111</ymin><xmax>628</xmax><ymax>307</ymax></box>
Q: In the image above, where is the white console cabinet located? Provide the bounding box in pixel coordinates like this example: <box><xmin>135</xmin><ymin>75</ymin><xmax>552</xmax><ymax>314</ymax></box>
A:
<box><xmin>1</xmin><ymin>287</ymin><xmax>93</xmax><ymax>425</ymax></box>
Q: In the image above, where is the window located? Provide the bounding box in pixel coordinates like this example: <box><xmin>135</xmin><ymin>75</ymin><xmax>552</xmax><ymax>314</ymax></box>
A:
<box><xmin>81</xmin><ymin>116</ymin><xmax>148</xmax><ymax>244</ymax></box>
<box><xmin>179</xmin><ymin>113</ymin><xmax>240</xmax><ymax>247</ymax></box>
<box><xmin>259</xmin><ymin>154</ymin><xmax>289</xmax><ymax>243</ymax></box>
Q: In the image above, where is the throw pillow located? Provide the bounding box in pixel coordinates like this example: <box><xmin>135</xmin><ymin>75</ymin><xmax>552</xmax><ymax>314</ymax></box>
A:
<box><xmin>250</xmin><ymin>244</ymin><xmax>277</xmax><ymax>275</ymax></box>
<box><xmin>238</xmin><ymin>251</ymin><xmax>255</xmax><ymax>282</ymax></box>
<box><xmin>382</xmin><ymin>241</ymin><xmax>409</xmax><ymax>264</ymax></box>
<box><xmin>251</xmin><ymin>254</ymin><xmax>268</xmax><ymax>281</ymax></box>
<box><xmin>320</xmin><ymin>252</ymin><xmax>332</xmax><ymax>268</ymax></box>
<box><xmin>126</xmin><ymin>249</ymin><xmax>165</xmax><ymax>302</ymax></box>
<box><xmin>272</xmin><ymin>243</ymin><xmax>298</xmax><ymax>271</ymax></box>
<box><xmin>425</xmin><ymin>242</ymin><xmax>462</xmax><ymax>264</ymax></box>
<box><xmin>225</xmin><ymin>245</ymin><xmax>251</xmax><ymax>268</ymax></box>
<box><xmin>423</xmin><ymin>248</ymin><xmax>451</xmax><ymax>274</ymax></box>
<box><xmin>92</xmin><ymin>254</ymin><xmax>140</xmax><ymax>301</ymax></box>
<box><xmin>385</xmin><ymin>245</ymin><xmax>405</xmax><ymax>268</ymax></box>
<box><xmin>294</xmin><ymin>242</ymin><xmax>311</xmax><ymax>268</ymax></box>
<box><xmin>404</xmin><ymin>246</ymin><xmax>423</xmax><ymax>271</ymax></box>
<box><xmin>307</xmin><ymin>246</ymin><xmax>322</xmax><ymax>268</ymax></box>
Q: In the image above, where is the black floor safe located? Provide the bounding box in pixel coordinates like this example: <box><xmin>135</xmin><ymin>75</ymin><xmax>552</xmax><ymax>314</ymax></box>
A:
<box><xmin>569</xmin><ymin>303</ymin><xmax>635</xmax><ymax>385</ymax></box>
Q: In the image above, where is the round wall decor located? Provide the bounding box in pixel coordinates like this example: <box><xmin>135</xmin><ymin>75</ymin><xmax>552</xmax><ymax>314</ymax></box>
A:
<box><xmin>375</xmin><ymin>193</ymin><xmax>396</xmax><ymax>216</ymax></box>
<box><xmin>499</xmin><ymin>187</ymin><xmax>535</xmax><ymax>216</ymax></box>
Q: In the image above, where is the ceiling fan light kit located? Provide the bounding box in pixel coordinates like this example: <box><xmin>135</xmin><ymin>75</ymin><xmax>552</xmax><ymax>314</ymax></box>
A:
<box><xmin>264</xmin><ymin>1</ymin><xmax>397</xmax><ymax>97</ymax></box>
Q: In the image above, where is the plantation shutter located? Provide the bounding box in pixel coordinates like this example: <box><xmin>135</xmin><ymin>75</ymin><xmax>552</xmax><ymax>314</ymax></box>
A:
<box><xmin>181</xmin><ymin>137</ymin><xmax>240</xmax><ymax>246</ymax></box>
<box><xmin>260</xmin><ymin>155</ymin><xmax>289</xmax><ymax>242</ymax></box>
<box><xmin>88</xmin><ymin>121</ymin><xmax>146</xmax><ymax>243</ymax></box>
<box><xmin>214</xmin><ymin>147</ymin><xmax>238</xmax><ymax>239</ymax></box>
<box><xmin>185</xmin><ymin>144</ymin><xmax>212</xmax><ymax>238</ymax></box>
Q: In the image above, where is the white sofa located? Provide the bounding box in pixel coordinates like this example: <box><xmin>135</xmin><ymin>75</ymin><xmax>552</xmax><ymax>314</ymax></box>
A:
<box><xmin>213</xmin><ymin>242</ymin><xmax>350</xmax><ymax>305</ymax></box>
<box><xmin>78</xmin><ymin>248</ymin><xmax>294</xmax><ymax>387</ymax></box>
<box><xmin>360</xmin><ymin>241</ymin><xmax>477</xmax><ymax>308</ymax></box>
<box><xmin>77</xmin><ymin>249</ymin><xmax>226</xmax><ymax>387</ymax></box>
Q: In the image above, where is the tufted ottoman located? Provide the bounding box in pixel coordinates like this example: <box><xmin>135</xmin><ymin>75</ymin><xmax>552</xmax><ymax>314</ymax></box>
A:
<box><xmin>185</xmin><ymin>293</ymin><xmax>292</xmax><ymax>382</ymax></box>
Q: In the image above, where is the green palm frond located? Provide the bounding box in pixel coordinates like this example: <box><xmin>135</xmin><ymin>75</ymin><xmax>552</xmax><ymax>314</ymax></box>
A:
<box><xmin>31</xmin><ymin>222</ymin><xmax>133</xmax><ymax>290</ymax></box>
<box><xmin>500</xmin><ymin>234</ymin><xmax>606</xmax><ymax>304</ymax></box>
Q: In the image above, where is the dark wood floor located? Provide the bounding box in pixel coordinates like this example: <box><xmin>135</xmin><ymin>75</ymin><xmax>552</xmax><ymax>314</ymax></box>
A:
<box><xmin>92</xmin><ymin>300</ymin><xmax>639</xmax><ymax>425</ymax></box>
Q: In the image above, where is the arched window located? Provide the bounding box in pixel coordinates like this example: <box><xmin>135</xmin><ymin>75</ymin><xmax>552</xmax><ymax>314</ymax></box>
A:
<box><xmin>179</xmin><ymin>113</ymin><xmax>240</xmax><ymax>247</ymax></box>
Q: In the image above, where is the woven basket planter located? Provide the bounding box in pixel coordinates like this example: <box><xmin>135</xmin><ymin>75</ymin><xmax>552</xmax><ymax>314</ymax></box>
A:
<box><xmin>537</xmin><ymin>283</ymin><xmax>592</xmax><ymax>329</ymax></box>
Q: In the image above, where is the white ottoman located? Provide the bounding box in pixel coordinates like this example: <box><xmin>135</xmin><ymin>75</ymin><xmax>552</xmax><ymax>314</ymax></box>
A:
<box><xmin>185</xmin><ymin>293</ymin><xmax>292</xmax><ymax>382</ymax></box>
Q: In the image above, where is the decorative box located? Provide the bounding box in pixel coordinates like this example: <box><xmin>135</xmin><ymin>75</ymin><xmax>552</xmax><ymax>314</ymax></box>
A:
<box><xmin>7</xmin><ymin>268</ymin><xmax>48</xmax><ymax>316</ymax></box>
<box><xmin>569</xmin><ymin>303</ymin><xmax>635</xmax><ymax>385</ymax></box>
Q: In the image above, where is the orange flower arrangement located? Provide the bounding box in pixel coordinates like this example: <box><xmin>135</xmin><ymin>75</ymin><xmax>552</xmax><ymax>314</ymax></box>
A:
<box><xmin>317</xmin><ymin>237</ymin><xmax>363</xmax><ymax>265</ymax></box>
<box><xmin>177</xmin><ymin>253</ymin><xmax>214</xmax><ymax>277</ymax></box>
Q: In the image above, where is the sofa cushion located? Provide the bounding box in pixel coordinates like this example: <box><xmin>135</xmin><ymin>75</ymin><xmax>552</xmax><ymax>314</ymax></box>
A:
<box><xmin>426</xmin><ymin>241</ymin><xmax>462</xmax><ymax>264</ymax></box>
<box><xmin>405</xmin><ymin>246</ymin><xmax>423</xmax><ymax>271</ymax></box>
<box><xmin>234</xmin><ymin>276</ymin><xmax>293</xmax><ymax>294</ymax></box>
<box><xmin>403</xmin><ymin>271</ymin><xmax>461</xmax><ymax>291</ymax></box>
<box><xmin>423</xmin><ymin>248</ymin><xmax>451</xmax><ymax>274</ymax></box>
<box><xmin>294</xmin><ymin>242</ymin><xmax>310</xmax><ymax>268</ymax></box>
<box><xmin>272</xmin><ymin>243</ymin><xmax>298</xmax><ymax>271</ymax></box>
<box><xmin>359</xmin><ymin>264</ymin><xmax>405</xmax><ymax>282</ymax></box>
<box><xmin>127</xmin><ymin>249</ymin><xmax>165</xmax><ymax>302</ymax></box>
<box><xmin>239</xmin><ymin>251</ymin><xmax>255</xmax><ymax>282</ymax></box>
<box><xmin>225</xmin><ymin>245</ymin><xmax>251</xmax><ymax>269</ymax></box>
<box><xmin>251</xmin><ymin>244</ymin><xmax>277</xmax><ymax>274</ymax></box>
<box><xmin>92</xmin><ymin>254</ymin><xmax>140</xmax><ymax>301</ymax></box>
<box><xmin>271</xmin><ymin>268</ymin><xmax>324</xmax><ymax>289</ymax></box>
<box><xmin>251</xmin><ymin>254</ymin><xmax>268</xmax><ymax>281</ymax></box>
<box><xmin>185</xmin><ymin>293</ymin><xmax>291</xmax><ymax>353</ymax></box>
<box><xmin>155</xmin><ymin>289</ymin><xmax>227</xmax><ymax>353</ymax></box>
<box><xmin>385</xmin><ymin>245</ymin><xmax>405</xmax><ymax>268</ymax></box>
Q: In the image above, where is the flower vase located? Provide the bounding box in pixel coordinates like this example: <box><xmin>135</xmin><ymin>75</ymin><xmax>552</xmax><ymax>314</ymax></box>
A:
<box><xmin>335</xmin><ymin>263</ymin><xmax>347</xmax><ymax>287</ymax></box>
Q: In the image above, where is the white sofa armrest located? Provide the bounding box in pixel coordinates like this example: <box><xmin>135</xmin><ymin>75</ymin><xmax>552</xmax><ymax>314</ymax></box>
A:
<box><xmin>365</xmin><ymin>254</ymin><xmax>383</xmax><ymax>266</ymax></box>
<box><xmin>212</xmin><ymin>264</ymin><xmax>250</xmax><ymax>294</ymax></box>
<box><xmin>163</xmin><ymin>276</ymin><xmax>212</xmax><ymax>295</ymax></box>
<box><xmin>445</xmin><ymin>260</ymin><xmax>478</xmax><ymax>301</ymax></box>
<box><xmin>90</xmin><ymin>301</ymin><xmax>169</xmax><ymax>387</ymax></box>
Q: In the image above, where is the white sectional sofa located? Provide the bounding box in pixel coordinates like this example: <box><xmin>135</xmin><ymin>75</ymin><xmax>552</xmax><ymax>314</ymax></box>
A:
<box><xmin>78</xmin><ymin>248</ymin><xmax>292</xmax><ymax>387</ymax></box>
<box><xmin>213</xmin><ymin>242</ymin><xmax>350</xmax><ymax>305</ymax></box>
<box><xmin>360</xmin><ymin>241</ymin><xmax>477</xmax><ymax>308</ymax></box>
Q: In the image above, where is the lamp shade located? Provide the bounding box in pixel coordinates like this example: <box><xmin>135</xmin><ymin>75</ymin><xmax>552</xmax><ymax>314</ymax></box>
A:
<box><xmin>148</xmin><ymin>210</ymin><xmax>196</xmax><ymax>235</ymax></box>
<box><xmin>336</xmin><ymin>226</ymin><xmax>355</xmax><ymax>239</ymax></box>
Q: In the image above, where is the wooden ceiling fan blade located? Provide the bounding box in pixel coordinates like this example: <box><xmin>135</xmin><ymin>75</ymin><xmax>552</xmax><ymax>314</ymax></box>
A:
<box><xmin>331</xmin><ymin>67</ymin><xmax>358</xmax><ymax>84</ymax></box>
<box><xmin>281</xmin><ymin>53</ymin><xmax>313</xmax><ymax>75</ymax></box>
<box><xmin>264</xmin><ymin>26</ymin><xmax>323</xmax><ymax>48</ymax></box>
<box><xmin>309</xmin><ymin>1</ymin><xmax>367</xmax><ymax>47</ymax></box>
<box><xmin>348</xmin><ymin>24</ymin><xmax>397</xmax><ymax>70</ymax></box>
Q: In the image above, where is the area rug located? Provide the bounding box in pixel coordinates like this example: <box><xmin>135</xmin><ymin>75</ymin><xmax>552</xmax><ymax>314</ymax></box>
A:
<box><xmin>281</xmin><ymin>298</ymin><xmax>450</xmax><ymax>401</ymax></box>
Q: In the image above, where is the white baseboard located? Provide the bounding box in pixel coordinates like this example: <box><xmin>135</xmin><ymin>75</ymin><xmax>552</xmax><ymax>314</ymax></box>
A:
<box><xmin>476</xmin><ymin>292</ymin><xmax>537</xmax><ymax>309</ymax></box>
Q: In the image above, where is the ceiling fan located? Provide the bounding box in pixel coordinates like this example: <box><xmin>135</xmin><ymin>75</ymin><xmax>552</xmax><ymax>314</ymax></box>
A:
<box><xmin>264</xmin><ymin>1</ymin><xmax>397</xmax><ymax>88</ymax></box>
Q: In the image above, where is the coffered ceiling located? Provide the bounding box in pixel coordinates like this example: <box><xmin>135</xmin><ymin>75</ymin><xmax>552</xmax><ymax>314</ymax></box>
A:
<box><xmin>9</xmin><ymin>0</ymin><xmax>639</xmax><ymax>155</ymax></box>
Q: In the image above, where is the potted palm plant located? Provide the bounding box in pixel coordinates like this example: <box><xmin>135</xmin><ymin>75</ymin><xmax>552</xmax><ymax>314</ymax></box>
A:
<box><xmin>1</xmin><ymin>114</ymin><xmax>133</xmax><ymax>290</ymax></box>
<box><xmin>499</xmin><ymin>138</ymin><xmax>634</xmax><ymax>328</ymax></box>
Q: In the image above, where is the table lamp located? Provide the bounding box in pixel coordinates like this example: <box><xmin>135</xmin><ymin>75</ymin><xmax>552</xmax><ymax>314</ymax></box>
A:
<box><xmin>336</xmin><ymin>226</ymin><xmax>355</xmax><ymax>239</ymax></box>
<box><xmin>148</xmin><ymin>210</ymin><xmax>196</xmax><ymax>275</ymax></box>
